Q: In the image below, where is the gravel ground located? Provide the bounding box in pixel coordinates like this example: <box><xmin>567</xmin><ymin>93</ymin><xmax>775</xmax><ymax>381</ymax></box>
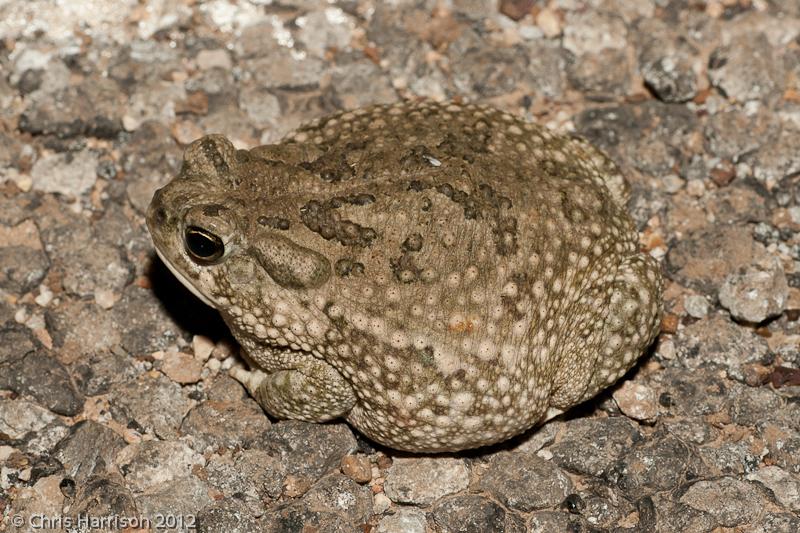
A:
<box><xmin>1</xmin><ymin>0</ymin><xmax>800</xmax><ymax>531</ymax></box>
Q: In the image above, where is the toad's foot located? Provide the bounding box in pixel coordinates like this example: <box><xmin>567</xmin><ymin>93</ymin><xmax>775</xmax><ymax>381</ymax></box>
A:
<box><xmin>230</xmin><ymin>358</ymin><xmax>356</xmax><ymax>422</ymax></box>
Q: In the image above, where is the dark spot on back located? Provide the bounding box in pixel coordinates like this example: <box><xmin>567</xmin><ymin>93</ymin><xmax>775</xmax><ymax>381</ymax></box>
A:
<box><xmin>257</xmin><ymin>215</ymin><xmax>291</xmax><ymax>230</ymax></box>
<box><xmin>407</xmin><ymin>180</ymin><xmax>428</xmax><ymax>192</ymax></box>
<box><xmin>335</xmin><ymin>258</ymin><xmax>365</xmax><ymax>277</ymax></box>
<box><xmin>300</xmin><ymin>149</ymin><xmax>356</xmax><ymax>183</ymax></box>
<box><xmin>390</xmin><ymin>252</ymin><xmax>422</xmax><ymax>284</ymax></box>
<box><xmin>300</xmin><ymin>198</ymin><xmax>378</xmax><ymax>247</ymax></box>
<box><xmin>402</xmin><ymin>233</ymin><xmax>423</xmax><ymax>252</ymax></box>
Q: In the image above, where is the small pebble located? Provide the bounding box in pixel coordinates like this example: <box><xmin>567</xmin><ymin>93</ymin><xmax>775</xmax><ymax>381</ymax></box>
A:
<box><xmin>663</xmin><ymin>174</ymin><xmax>685</xmax><ymax>194</ymax></box>
<box><xmin>719</xmin><ymin>257</ymin><xmax>789</xmax><ymax>323</ymax></box>
<box><xmin>684</xmin><ymin>294</ymin><xmax>710</xmax><ymax>319</ymax></box>
<box><xmin>34</xmin><ymin>284</ymin><xmax>53</xmax><ymax>307</ymax></box>
<box><xmin>373</xmin><ymin>492</ymin><xmax>391</xmax><ymax>514</ymax></box>
<box><xmin>686</xmin><ymin>179</ymin><xmax>706</xmax><ymax>197</ymax></box>
<box><xmin>536</xmin><ymin>8</ymin><xmax>562</xmax><ymax>37</ymax></box>
<box><xmin>193</xmin><ymin>335</ymin><xmax>215</xmax><ymax>362</ymax></box>
<box><xmin>196</xmin><ymin>49</ymin><xmax>232</xmax><ymax>70</ymax></box>
<box><xmin>341</xmin><ymin>454</ymin><xmax>372</xmax><ymax>484</ymax></box>
<box><xmin>94</xmin><ymin>288</ymin><xmax>118</xmax><ymax>310</ymax></box>
<box><xmin>612</xmin><ymin>381</ymin><xmax>658</xmax><ymax>421</ymax></box>
<box><xmin>161</xmin><ymin>351</ymin><xmax>203</xmax><ymax>384</ymax></box>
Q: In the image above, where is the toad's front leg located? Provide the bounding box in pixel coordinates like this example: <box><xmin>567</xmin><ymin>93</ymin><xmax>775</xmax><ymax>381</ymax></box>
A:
<box><xmin>230</xmin><ymin>347</ymin><xmax>356</xmax><ymax>422</ymax></box>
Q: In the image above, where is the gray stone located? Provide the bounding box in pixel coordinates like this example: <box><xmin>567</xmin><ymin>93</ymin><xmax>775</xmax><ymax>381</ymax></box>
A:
<box><xmin>676</xmin><ymin>313</ymin><xmax>770</xmax><ymax>382</ymax></box>
<box><xmin>684</xmin><ymin>294</ymin><xmax>710</xmax><ymax>319</ymax></box>
<box><xmin>181</xmin><ymin>398</ymin><xmax>271</xmax><ymax>452</ymax></box>
<box><xmin>53</xmin><ymin>421</ymin><xmax>126</xmax><ymax>485</ymax></box>
<box><xmin>238</xmin><ymin>87</ymin><xmax>281</xmax><ymax>130</ymax></box>
<box><xmin>116</xmin><ymin>440</ymin><xmax>205</xmax><ymax>494</ymax></box>
<box><xmin>666</xmin><ymin>225</ymin><xmax>767</xmax><ymax>294</ymax></box>
<box><xmin>527</xmin><ymin>511</ymin><xmax>596</xmax><ymax>533</ymax></box>
<box><xmin>121</xmin><ymin>121</ymin><xmax>182</xmax><ymax>214</ymax></box>
<box><xmin>295</xmin><ymin>7</ymin><xmax>357</xmax><ymax>58</ymax></box>
<box><xmin>301</xmin><ymin>473</ymin><xmax>373</xmax><ymax>526</ymax></box>
<box><xmin>204</xmin><ymin>373</ymin><xmax>248</xmax><ymax>403</ymax></box>
<box><xmin>709</xmin><ymin>33</ymin><xmax>784</xmax><ymax>103</ymax></box>
<box><xmin>69</xmin><ymin>348</ymin><xmax>137</xmax><ymax>396</ymax></box>
<box><xmin>260</xmin><ymin>502</ymin><xmax>357</xmax><ymax>532</ymax></box>
<box><xmin>0</xmin><ymin>220</ymin><xmax>49</xmax><ymax>294</ymax></box>
<box><xmin>656</xmin><ymin>367</ymin><xmax>731</xmax><ymax>418</ymax></box>
<box><xmin>748</xmin><ymin>512</ymin><xmax>800</xmax><ymax>533</ymax></box>
<box><xmin>479</xmin><ymin>451</ymin><xmax>572</xmax><ymax>512</ymax></box>
<box><xmin>0</xmin><ymin>324</ymin><xmax>36</xmax><ymax>365</ymax></box>
<box><xmin>704</xmin><ymin>108</ymin><xmax>771</xmax><ymax>162</ymax></box>
<box><xmin>19</xmin><ymin>77</ymin><xmax>124</xmax><ymax>139</ymax></box>
<box><xmin>30</xmin><ymin>149</ymin><xmax>98</xmax><ymax>197</ymax></box>
<box><xmin>46</xmin><ymin>298</ymin><xmax>121</xmax><ymax>358</ymax></box>
<box><xmin>244</xmin><ymin>50</ymin><xmax>326</xmax><ymax>90</ymax></box>
<box><xmin>752</xmin><ymin>123</ymin><xmax>800</xmax><ymax>184</ymax></box>
<box><xmin>1</xmin><ymin>350</ymin><xmax>83</xmax><ymax>416</ymax></box>
<box><xmin>567</xmin><ymin>48</ymin><xmax>634</xmax><ymax>98</ymax></box>
<box><xmin>257</xmin><ymin>420</ymin><xmax>356</xmax><ymax>481</ymax></box>
<box><xmin>109</xmin><ymin>40</ymin><xmax>184</xmax><ymax>87</ymax></box>
<box><xmin>451</xmin><ymin>36</ymin><xmax>560</xmax><ymax>98</ymax></box>
<box><xmin>649</xmin><ymin>493</ymin><xmax>716</xmax><ymax>533</ymax></box>
<box><xmin>719</xmin><ymin>256</ymin><xmax>789</xmax><ymax>323</ymax></box>
<box><xmin>661</xmin><ymin>417</ymin><xmax>718</xmax><ymax>445</ymax></box>
<box><xmin>185</xmin><ymin>68</ymin><xmax>235</xmax><ymax>112</ymax></box>
<box><xmin>617</xmin><ymin>433</ymin><xmax>709</xmax><ymax>495</ymax></box>
<box><xmin>134</xmin><ymin>474</ymin><xmax>213</xmax><ymax>531</ymax></box>
<box><xmin>431</xmin><ymin>494</ymin><xmax>521</xmax><ymax>533</ymax></box>
<box><xmin>636</xmin><ymin>19</ymin><xmax>699</xmax><ymax>103</ymax></box>
<box><xmin>575</xmin><ymin>102</ymin><xmax>699</xmax><ymax>180</ymax></box>
<box><xmin>680</xmin><ymin>477</ymin><xmax>772</xmax><ymax>527</ymax></box>
<box><xmin>384</xmin><ymin>457</ymin><xmax>469</xmax><ymax>506</ymax></box>
<box><xmin>699</xmin><ymin>440</ymin><xmax>766</xmax><ymax>476</ymax></box>
<box><xmin>108</xmin><ymin>373</ymin><xmax>193</xmax><ymax>439</ymax></box>
<box><xmin>67</xmin><ymin>473</ymin><xmax>138</xmax><ymax>521</ymax></box>
<box><xmin>60</xmin><ymin>242</ymin><xmax>132</xmax><ymax>299</ymax></box>
<box><xmin>327</xmin><ymin>57</ymin><xmax>397</xmax><ymax>110</ymax></box>
<box><xmin>562</xmin><ymin>10</ymin><xmax>628</xmax><ymax>57</ymax></box>
<box><xmin>585</xmin><ymin>489</ymin><xmax>638</xmax><ymax>528</ymax></box>
<box><xmin>205</xmin><ymin>448</ymin><xmax>286</xmax><ymax>508</ymax></box>
<box><xmin>110</xmin><ymin>286</ymin><xmax>183</xmax><ymax>356</ymax></box>
<box><xmin>197</xmin><ymin>499</ymin><xmax>262</xmax><ymax>533</ymax></box>
<box><xmin>548</xmin><ymin>417</ymin><xmax>641</xmax><ymax>478</ymax></box>
<box><xmin>0</xmin><ymin>399</ymin><xmax>57</xmax><ymax>440</ymax></box>
<box><xmin>375</xmin><ymin>507</ymin><xmax>427</xmax><ymax>533</ymax></box>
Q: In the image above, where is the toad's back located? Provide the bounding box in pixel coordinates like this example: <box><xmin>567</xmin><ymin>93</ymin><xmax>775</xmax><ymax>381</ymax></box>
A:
<box><xmin>269</xmin><ymin>101</ymin><xmax>662</xmax><ymax>450</ymax></box>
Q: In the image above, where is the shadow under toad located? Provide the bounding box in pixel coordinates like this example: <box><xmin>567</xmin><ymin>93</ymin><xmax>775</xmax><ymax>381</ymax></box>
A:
<box><xmin>146</xmin><ymin>251</ymin><xmax>231</xmax><ymax>342</ymax></box>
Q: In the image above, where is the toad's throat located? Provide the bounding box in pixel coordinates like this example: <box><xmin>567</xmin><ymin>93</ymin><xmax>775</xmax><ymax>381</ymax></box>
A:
<box><xmin>154</xmin><ymin>246</ymin><xmax>216</xmax><ymax>308</ymax></box>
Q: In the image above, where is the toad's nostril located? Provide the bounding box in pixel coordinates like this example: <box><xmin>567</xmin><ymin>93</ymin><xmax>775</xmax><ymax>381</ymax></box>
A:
<box><xmin>154</xmin><ymin>206</ymin><xmax>167</xmax><ymax>224</ymax></box>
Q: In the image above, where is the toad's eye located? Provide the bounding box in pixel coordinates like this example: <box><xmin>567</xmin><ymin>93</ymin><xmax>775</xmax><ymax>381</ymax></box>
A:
<box><xmin>184</xmin><ymin>226</ymin><xmax>224</xmax><ymax>263</ymax></box>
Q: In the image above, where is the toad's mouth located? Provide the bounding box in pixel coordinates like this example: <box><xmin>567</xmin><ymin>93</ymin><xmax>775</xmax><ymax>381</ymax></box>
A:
<box><xmin>154</xmin><ymin>246</ymin><xmax>216</xmax><ymax>308</ymax></box>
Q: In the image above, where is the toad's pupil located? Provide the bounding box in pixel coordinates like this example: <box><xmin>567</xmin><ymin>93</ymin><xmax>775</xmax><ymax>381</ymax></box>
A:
<box><xmin>185</xmin><ymin>227</ymin><xmax>223</xmax><ymax>261</ymax></box>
